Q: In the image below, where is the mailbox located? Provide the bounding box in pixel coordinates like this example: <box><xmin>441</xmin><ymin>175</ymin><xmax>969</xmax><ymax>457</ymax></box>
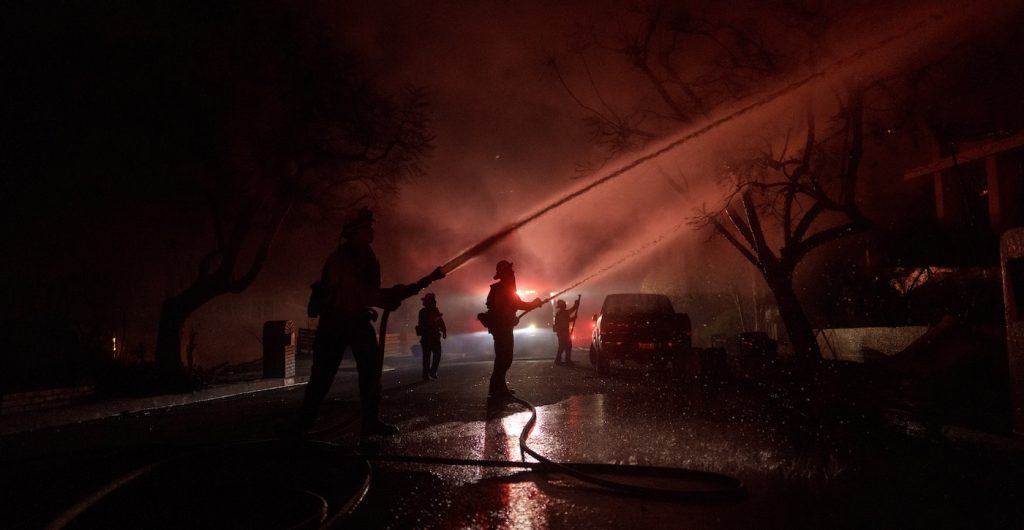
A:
<box><xmin>263</xmin><ymin>320</ymin><xmax>296</xmax><ymax>379</ymax></box>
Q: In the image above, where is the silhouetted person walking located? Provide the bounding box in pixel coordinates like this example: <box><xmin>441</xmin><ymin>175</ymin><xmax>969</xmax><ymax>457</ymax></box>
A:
<box><xmin>298</xmin><ymin>208</ymin><xmax>424</xmax><ymax>436</ymax></box>
<box><xmin>553</xmin><ymin>297</ymin><xmax>580</xmax><ymax>365</ymax></box>
<box><xmin>481</xmin><ymin>260</ymin><xmax>542</xmax><ymax>398</ymax></box>
<box><xmin>417</xmin><ymin>293</ymin><xmax>447</xmax><ymax>380</ymax></box>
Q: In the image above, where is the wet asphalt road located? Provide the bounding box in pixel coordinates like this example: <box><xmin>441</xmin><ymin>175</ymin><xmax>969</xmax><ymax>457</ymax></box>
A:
<box><xmin>4</xmin><ymin>338</ymin><xmax>1024</xmax><ymax>529</ymax></box>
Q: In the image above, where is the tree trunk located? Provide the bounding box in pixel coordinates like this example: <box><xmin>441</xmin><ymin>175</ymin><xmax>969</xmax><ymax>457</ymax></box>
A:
<box><xmin>154</xmin><ymin>289</ymin><xmax>213</xmax><ymax>373</ymax></box>
<box><xmin>152</xmin><ymin>204</ymin><xmax>286</xmax><ymax>375</ymax></box>
<box><xmin>155</xmin><ymin>300</ymin><xmax>187</xmax><ymax>372</ymax></box>
<box><xmin>765</xmin><ymin>269</ymin><xmax>820</xmax><ymax>362</ymax></box>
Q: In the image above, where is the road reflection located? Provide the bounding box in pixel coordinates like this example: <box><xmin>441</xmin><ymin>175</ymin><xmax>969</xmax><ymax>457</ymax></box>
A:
<box><xmin>459</xmin><ymin>407</ymin><xmax>550</xmax><ymax>529</ymax></box>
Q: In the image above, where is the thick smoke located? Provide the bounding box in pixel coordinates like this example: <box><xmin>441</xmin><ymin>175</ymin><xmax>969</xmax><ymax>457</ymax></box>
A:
<box><xmin>294</xmin><ymin>0</ymin><xmax>1015</xmax><ymax>341</ymax></box>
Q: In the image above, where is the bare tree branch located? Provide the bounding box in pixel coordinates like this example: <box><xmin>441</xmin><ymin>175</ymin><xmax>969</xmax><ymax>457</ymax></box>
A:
<box><xmin>712</xmin><ymin>218</ymin><xmax>759</xmax><ymax>266</ymax></box>
<box><xmin>789</xmin><ymin>217</ymin><xmax>869</xmax><ymax>264</ymax></box>
<box><xmin>230</xmin><ymin>203</ymin><xmax>292</xmax><ymax>293</ymax></box>
<box><xmin>740</xmin><ymin>190</ymin><xmax>773</xmax><ymax>265</ymax></box>
<box><xmin>725</xmin><ymin>202</ymin><xmax>757</xmax><ymax>251</ymax></box>
<box><xmin>790</xmin><ymin>201</ymin><xmax>825</xmax><ymax>244</ymax></box>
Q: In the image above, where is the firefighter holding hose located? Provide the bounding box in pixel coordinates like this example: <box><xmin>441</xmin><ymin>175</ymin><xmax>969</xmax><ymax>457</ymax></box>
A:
<box><xmin>553</xmin><ymin>296</ymin><xmax>580</xmax><ymax>366</ymax></box>
<box><xmin>480</xmin><ymin>260</ymin><xmax>543</xmax><ymax>398</ymax></box>
<box><xmin>298</xmin><ymin>208</ymin><xmax>440</xmax><ymax>436</ymax></box>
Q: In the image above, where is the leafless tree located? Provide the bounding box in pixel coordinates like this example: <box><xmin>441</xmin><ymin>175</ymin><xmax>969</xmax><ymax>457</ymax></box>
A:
<box><xmin>696</xmin><ymin>90</ymin><xmax>870</xmax><ymax>360</ymax></box>
<box><xmin>556</xmin><ymin>2</ymin><xmax>873</xmax><ymax>361</ymax></box>
<box><xmin>152</xmin><ymin>10</ymin><xmax>433</xmax><ymax>374</ymax></box>
<box><xmin>551</xmin><ymin>2</ymin><xmax>788</xmax><ymax>170</ymax></box>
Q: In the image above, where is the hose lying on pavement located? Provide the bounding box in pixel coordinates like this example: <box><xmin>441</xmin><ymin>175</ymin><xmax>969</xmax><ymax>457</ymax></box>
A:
<box><xmin>512</xmin><ymin>395</ymin><xmax>744</xmax><ymax>502</ymax></box>
<box><xmin>49</xmin><ymin>395</ymin><xmax>744</xmax><ymax>529</ymax></box>
<box><xmin>353</xmin><ymin>395</ymin><xmax>745</xmax><ymax>508</ymax></box>
<box><xmin>362</xmin><ymin>273</ymin><xmax>744</xmax><ymax>502</ymax></box>
<box><xmin>365</xmin><ymin>287</ymin><xmax>744</xmax><ymax>501</ymax></box>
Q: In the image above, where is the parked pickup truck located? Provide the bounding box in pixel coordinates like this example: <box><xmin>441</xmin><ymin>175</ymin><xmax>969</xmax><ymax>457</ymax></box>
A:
<box><xmin>589</xmin><ymin>293</ymin><xmax>692</xmax><ymax>375</ymax></box>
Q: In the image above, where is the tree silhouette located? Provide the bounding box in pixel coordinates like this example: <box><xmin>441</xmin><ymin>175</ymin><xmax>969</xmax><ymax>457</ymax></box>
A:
<box><xmin>555</xmin><ymin>2</ymin><xmax>871</xmax><ymax>361</ymax></box>
<box><xmin>2</xmin><ymin>3</ymin><xmax>433</xmax><ymax>376</ymax></box>
<box><xmin>146</xmin><ymin>7</ymin><xmax>433</xmax><ymax>373</ymax></box>
<box><xmin>697</xmin><ymin>91</ymin><xmax>870</xmax><ymax>360</ymax></box>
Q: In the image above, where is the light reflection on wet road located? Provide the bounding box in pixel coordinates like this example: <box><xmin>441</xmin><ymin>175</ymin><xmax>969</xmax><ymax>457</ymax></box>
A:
<box><xmin>330</xmin><ymin>353</ymin><xmax>1024</xmax><ymax>529</ymax></box>
<box><xmin>331</xmin><ymin>356</ymin><xmax>775</xmax><ymax>528</ymax></box>
<box><xmin>4</xmin><ymin>347</ymin><xmax>1022</xmax><ymax>529</ymax></box>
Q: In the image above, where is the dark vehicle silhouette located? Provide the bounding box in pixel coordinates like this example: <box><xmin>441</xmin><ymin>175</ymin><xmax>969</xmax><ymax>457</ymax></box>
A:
<box><xmin>589</xmin><ymin>293</ymin><xmax>692</xmax><ymax>375</ymax></box>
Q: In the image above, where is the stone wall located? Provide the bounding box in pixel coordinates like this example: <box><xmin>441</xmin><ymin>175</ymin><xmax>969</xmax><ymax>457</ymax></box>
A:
<box><xmin>816</xmin><ymin>326</ymin><xmax>929</xmax><ymax>363</ymax></box>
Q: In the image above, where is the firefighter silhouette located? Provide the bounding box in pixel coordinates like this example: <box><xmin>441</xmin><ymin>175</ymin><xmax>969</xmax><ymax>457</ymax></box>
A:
<box><xmin>297</xmin><ymin>208</ymin><xmax>427</xmax><ymax>436</ymax></box>
<box><xmin>480</xmin><ymin>260</ymin><xmax>542</xmax><ymax>398</ymax></box>
<box><xmin>553</xmin><ymin>297</ymin><xmax>580</xmax><ymax>365</ymax></box>
<box><xmin>416</xmin><ymin>293</ymin><xmax>447</xmax><ymax>380</ymax></box>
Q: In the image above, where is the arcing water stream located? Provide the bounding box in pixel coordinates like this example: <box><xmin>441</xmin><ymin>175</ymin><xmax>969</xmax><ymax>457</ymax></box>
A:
<box><xmin>438</xmin><ymin>0</ymin><xmax>1003</xmax><ymax>283</ymax></box>
<box><xmin>513</xmin><ymin>220</ymin><xmax>688</xmax><ymax>318</ymax></box>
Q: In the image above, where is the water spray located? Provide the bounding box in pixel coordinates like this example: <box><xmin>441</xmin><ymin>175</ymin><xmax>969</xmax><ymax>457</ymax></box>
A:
<box><xmin>515</xmin><ymin>220</ymin><xmax>688</xmax><ymax>320</ymax></box>
<box><xmin>384</xmin><ymin>218</ymin><xmax>686</xmax><ymax>377</ymax></box>
<box><xmin>51</xmin><ymin>5</ymin><xmax>1013</xmax><ymax>526</ymax></box>
<box><xmin>384</xmin><ymin>0</ymin><xmax>979</xmax><ymax>431</ymax></box>
<box><xmin>387</xmin><ymin>0</ymin><xmax>968</xmax><ymax>385</ymax></box>
<box><xmin>437</xmin><ymin>1</ymin><xmax>966</xmax><ymax>279</ymax></box>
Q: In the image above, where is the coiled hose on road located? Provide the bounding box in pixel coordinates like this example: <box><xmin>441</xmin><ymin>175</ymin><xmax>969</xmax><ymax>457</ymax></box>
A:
<box><xmin>349</xmin><ymin>394</ymin><xmax>746</xmax><ymax>506</ymax></box>
<box><xmin>49</xmin><ymin>310</ymin><xmax>743</xmax><ymax>528</ymax></box>
<box><xmin>361</xmin><ymin>311</ymin><xmax>745</xmax><ymax>502</ymax></box>
<box><xmin>49</xmin><ymin>390</ymin><xmax>745</xmax><ymax>529</ymax></box>
<box><xmin>49</xmin><ymin>394</ymin><xmax>745</xmax><ymax>530</ymax></box>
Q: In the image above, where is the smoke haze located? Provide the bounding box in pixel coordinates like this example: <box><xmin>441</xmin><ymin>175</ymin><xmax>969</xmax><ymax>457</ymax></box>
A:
<box><xmin>324</xmin><ymin>0</ymin><xmax>1019</xmax><ymax>316</ymax></box>
<box><xmin>5</xmin><ymin>0</ymin><xmax>1021</xmax><ymax>364</ymax></box>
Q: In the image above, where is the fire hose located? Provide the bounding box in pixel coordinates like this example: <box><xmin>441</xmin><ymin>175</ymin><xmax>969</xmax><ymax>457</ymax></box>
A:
<box><xmin>375</xmin><ymin>267</ymin><xmax>446</xmax><ymax>374</ymax></box>
<box><xmin>53</xmin><ymin>2</ymin><xmax>999</xmax><ymax>518</ymax></box>
<box><xmin>300</xmin><ymin>259</ymin><xmax>744</xmax><ymax>525</ymax></box>
<box><xmin>343</xmin><ymin>267</ymin><xmax>744</xmax><ymax>526</ymax></box>
<box><xmin>50</xmin><ymin>232</ymin><xmax>747</xmax><ymax>528</ymax></box>
<box><xmin>50</xmin><ymin>259</ymin><xmax>743</xmax><ymax>529</ymax></box>
<box><xmin>356</xmin><ymin>395</ymin><xmax>746</xmax><ymax>501</ymax></box>
<box><xmin>49</xmin><ymin>392</ymin><xmax>745</xmax><ymax>529</ymax></box>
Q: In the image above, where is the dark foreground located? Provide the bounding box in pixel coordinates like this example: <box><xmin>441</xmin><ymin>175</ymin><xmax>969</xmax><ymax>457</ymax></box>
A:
<box><xmin>3</xmin><ymin>346</ymin><xmax>1024</xmax><ymax>529</ymax></box>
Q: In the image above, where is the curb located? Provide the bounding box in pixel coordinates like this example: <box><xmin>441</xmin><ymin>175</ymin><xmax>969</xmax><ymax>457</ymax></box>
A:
<box><xmin>1</xmin><ymin>376</ymin><xmax>310</xmax><ymax>436</ymax></box>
